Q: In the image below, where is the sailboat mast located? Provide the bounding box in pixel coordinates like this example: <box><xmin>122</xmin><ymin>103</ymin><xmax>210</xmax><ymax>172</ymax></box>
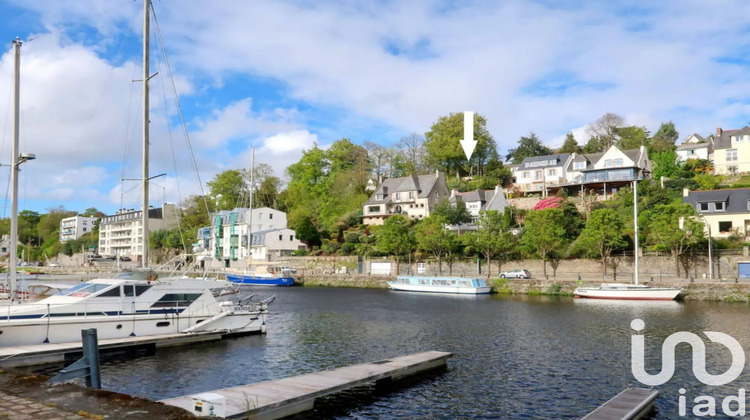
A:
<box><xmin>9</xmin><ymin>38</ymin><xmax>21</xmax><ymax>300</ymax></box>
<box><xmin>141</xmin><ymin>0</ymin><xmax>150</xmax><ymax>268</ymax></box>
<box><xmin>633</xmin><ymin>179</ymin><xmax>639</xmax><ymax>285</ymax></box>
<box><xmin>248</xmin><ymin>147</ymin><xmax>254</xmax><ymax>260</ymax></box>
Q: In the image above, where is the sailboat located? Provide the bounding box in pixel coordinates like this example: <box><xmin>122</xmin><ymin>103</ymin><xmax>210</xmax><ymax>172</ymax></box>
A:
<box><xmin>224</xmin><ymin>147</ymin><xmax>294</xmax><ymax>286</ymax></box>
<box><xmin>573</xmin><ymin>178</ymin><xmax>682</xmax><ymax>301</ymax></box>
<box><xmin>1</xmin><ymin>1</ymin><xmax>272</xmax><ymax>347</ymax></box>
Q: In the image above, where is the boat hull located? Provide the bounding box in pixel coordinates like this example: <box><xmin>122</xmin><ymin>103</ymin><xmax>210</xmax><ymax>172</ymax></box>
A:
<box><xmin>388</xmin><ymin>282</ymin><xmax>491</xmax><ymax>295</ymax></box>
<box><xmin>574</xmin><ymin>287</ymin><xmax>682</xmax><ymax>301</ymax></box>
<box><xmin>0</xmin><ymin>310</ymin><xmax>267</xmax><ymax>347</ymax></box>
<box><xmin>226</xmin><ymin>274</ymin><xmax>294</xmax><ymax>286</ymax></box>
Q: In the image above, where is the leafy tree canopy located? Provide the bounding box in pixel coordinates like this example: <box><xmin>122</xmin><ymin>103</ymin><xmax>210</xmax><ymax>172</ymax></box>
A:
<box><xmin>557</xmin><ymin>133</ymin><xmax>582</xmax><ymax>154</ymax></box>
<box><xmin>506</xmin><ymin>132</ymin><xmax>553</xmax><ymax>164</ymax></box>
<box><xmin>424</xmin><ymin>112</ymin><xmax>498</xmax><ymax>176</ymax></box>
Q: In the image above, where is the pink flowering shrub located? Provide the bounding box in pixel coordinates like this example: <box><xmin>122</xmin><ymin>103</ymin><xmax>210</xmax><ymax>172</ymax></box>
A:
<box><xmin>532</xmin><ymin>196</ymin><xmax>564</xmax><ymax>211</ymax></box>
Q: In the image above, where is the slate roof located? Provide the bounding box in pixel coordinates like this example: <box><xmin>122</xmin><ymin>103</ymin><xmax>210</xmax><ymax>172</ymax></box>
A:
<box><xmin>682</xmin><ymin>188</ymin><xmax>750</xmax><ymax>214</ymax></box>
<box><xmin>676</xmin><ymin>142</ymin><xmax>710</xmax><ymax>152</ymax></box>
<box><xmin>715</xmin><ymin>126</ymin><xmax>750</xmax><ymax>150</ymax></box>
<box><xmin>449</xmin><ymin>187</ymin><xmax>507</xmax><ymax>212</ymax></box>
<box><xmin>365</xmin><ymin>172</ymin><xmax>444</xmax><ymax>205</ymax></box>
<box><xmin>686</xmin><ymin>133</ymin><xmax>706</xmax><ymax>143</ymax></box>
<box><xmin>518</xmin><ymin>153</ymin><xmax>571</xmax><ymax>169</ymax></box>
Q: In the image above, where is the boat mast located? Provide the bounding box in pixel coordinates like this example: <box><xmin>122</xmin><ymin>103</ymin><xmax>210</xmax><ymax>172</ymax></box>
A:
<box><xmin>633</xmin><ymin>178</ymin><xmax>639</xmax><ymax>285</ymax></box>
<box><xmin>141</xmin><ymin>0</ymin><xmax>150</xmax><ymax>268</ymax></box>
<box><xmin>247</xmin><ymin>147</ymin><xmax>254</xmax><ymax>261</ymax></box>
<box><xmin>9</xmin><ymin>38</ymin><xmax>21</xmax><ymax>300</ymax></box>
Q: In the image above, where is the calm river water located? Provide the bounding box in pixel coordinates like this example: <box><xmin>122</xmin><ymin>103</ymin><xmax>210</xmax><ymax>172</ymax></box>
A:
<box><xmin>78</xmin><ymin>288</ymin><xmax>750</xmax><ymax>418</ymax></box>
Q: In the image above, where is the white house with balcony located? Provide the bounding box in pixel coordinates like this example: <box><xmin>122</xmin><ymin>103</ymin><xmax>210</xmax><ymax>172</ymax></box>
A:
<box><xmin>683</xmin><ymin>187</ymin><xmax>750</xmax><ymax>239</ymax></box>
<box><xmin>98</xmin><ymin>204</ymin><xmax>180</xmax><ymax>259</ymax></box>
<box><xmin>363</xmin><ymin>171</ymin><xmax>450</xmax><ymax>225</ymax></box>
<box><xmin>514</xmin><ymin>154</ymin><xmax>573</xmax><ymax>197</ymax></box>
<box><xmin>197</xmin><ymin>207</ymin><xmax>303</xmax><ymax>266</ymax></box>
<box><xmin>59</xmin><ymin>215</ymin><xmax>99</xmax><ymax>242</ymax></box>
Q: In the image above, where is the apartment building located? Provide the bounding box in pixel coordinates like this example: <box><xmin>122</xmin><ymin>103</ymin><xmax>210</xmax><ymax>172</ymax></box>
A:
<box><xmin>59</xmin><ymin>215</ymin><xmax>99</xmax><ymax>242</ymax></box>
<box><xmin>98</xmin><ymin>203</ymin><xmax>180</xmax><ymax>259</ymax></box>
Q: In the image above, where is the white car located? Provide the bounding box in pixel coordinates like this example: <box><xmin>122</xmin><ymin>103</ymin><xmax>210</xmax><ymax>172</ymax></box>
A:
<box><xmin>499</xmin><ymin>269</ymin><xmax>531</xmax><ymax>279</ymax></box>
<box><xmin>48</xmin><ymin>262</ymin><xmax>61</xmax><ymax>267</ymax></box>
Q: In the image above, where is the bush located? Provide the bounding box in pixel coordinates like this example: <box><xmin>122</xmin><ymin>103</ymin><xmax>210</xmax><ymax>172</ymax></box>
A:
<box><xmin>292</xmin><ymin>249</ymin><xmax>308</xmax><ymax>256</ymax></box>
<box><xmin>340</xmin><ymin>242</ymin><xmax>356</xmax><ymax>255</ymax></box>
<box><xmin>344</xmin><ymin>232</ymin><xmax>360</xmax><ymax>243</ymax></box>
<box><xmin>663</xmin><ymin>178</ymin><xmax>698</xmax><ymax>192</ymax></box>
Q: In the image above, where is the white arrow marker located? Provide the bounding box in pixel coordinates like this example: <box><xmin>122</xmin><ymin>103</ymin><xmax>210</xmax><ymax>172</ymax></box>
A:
<box><xmin>459</xmin><ymin>111</ymin><xmax>477</xmax><ymax>161</ymax></box>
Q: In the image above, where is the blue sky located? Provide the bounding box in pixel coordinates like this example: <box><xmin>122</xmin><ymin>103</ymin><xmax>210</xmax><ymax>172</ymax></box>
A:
<box><xmin>1</xmin><ymin>0</ymin><xmax>750</xmax><ymax>216</ymax></box>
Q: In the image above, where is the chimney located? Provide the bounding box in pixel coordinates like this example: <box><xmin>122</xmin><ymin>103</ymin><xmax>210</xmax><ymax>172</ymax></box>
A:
<box><xmin>716</xmin><ymin>127</ymin><xmax>723</xmax><ymax>137</ymax></box>
<box><xmin>683</xmin><ymin>187</ymin><xmax>690</xmax><ymax>197</ymax></box>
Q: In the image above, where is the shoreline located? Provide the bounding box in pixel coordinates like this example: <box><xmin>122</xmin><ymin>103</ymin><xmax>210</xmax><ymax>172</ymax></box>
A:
<box><xmin>296</xmin><ymin>275</ymin><xmax>750</xmax><ymax>302</ymax></box>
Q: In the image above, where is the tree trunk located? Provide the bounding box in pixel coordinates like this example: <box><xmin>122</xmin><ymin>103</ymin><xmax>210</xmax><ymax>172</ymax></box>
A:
<box><xmin>437</xmin><ymin>256</ymin><xmax>442</xmax><ymax>275</ymax></box>
<box><xmin>486</xmin><ymin>255</ymin><xmax>491</xmax><ymax>277</ymax></box>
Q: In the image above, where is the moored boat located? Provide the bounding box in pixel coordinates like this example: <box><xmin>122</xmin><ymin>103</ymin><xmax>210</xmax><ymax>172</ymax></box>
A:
<box><xmin>573</xmin><ymin>283</ymin><xmax>682</xmax><ymax>300</ymax></box>
<box><xmin>0</xmin><ymin>270</ymin><xmax>272</xmax><ymax>347</ymax></box>
<box><xmin>388</xmin><ymin>276</ymin><xmax>491</xmax><ymax>294</ymax></box>
<box><xmin>226</xmin><ymin>264</ymin><xmax>295</xmax><ymax>286</ymax></box>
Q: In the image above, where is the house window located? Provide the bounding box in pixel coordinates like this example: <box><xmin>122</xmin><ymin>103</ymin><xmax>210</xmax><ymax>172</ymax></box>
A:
<box><xmin>727</xmin><ymin>149</ymin><xmax>738</xmax><ymax>162</ymax></box>
<box><xmin>290</xmin><ymin>235</ymin><xmax>294</xmax><ymax>241</ymax></box>
<box><xmin>548</xmin><ymin>169</ymin><xmax>556</xmax><ymax>176</ymax></box>
<box><xmin>279</xmin><ymin>234</ymin><xmax>283</xmax><ymax>241</ymax></box>
<box><xmin>535</xmin><ymin>171</ymin><xmax>543</xmax><ymax>181</ymax></box>
<box><xmin>719</xmin><ymin>221</ymin><xmax>732</xmax><ymax>232</ymax></box>
<box><xmin>687</xmin><ymin>149</ymin><xmax>695</xmax><ymax>155</ymax></box>
<box><xmin>573</xmin><ymin>162</ymin><xmax>585</xmax><ymax>170</ymax></box>
<box><xmin>614</xmin><ymin>158</ymin><xmax>623</xmax><ymax>166</ymax></box>
<box><xmin>699</xmin><ymin>203</ymin><xmax>709</xmax><ymax>212</ymax></box>
<box><xmin>368</xmin><ymin>206</ymin><xmax>380</xmax><ymax>213</ymax></box>
<box><xmin>408</xmin><ymin>191</ymin><xmax>414</xmax><ymax>199</ymax></box>
<box><xmin>375</xmin><ymin>194</ymin><xmax>384</xmax><ymax>200</ymax></box>
<box><xmin>714</xmin><ymin>202</ymin><xmax>725</xmax><ymax>211</ymax></box>
<box><xmin>269</xmin><ymin>214</ymin><xmax>273</xmax><ymax>219</ymax></box>
<box><xmin>394</xmin><ymin>192</ymin><xmax>400</xmax><ymax>201</ymax></box>
<box><xmin>83</xmin><ymin>228</ymin><xmax>87</xmax><ymax>232</ymax></box>
<box><xmin>604</xmin><ymin>159</ymin><xmax>613</xmax><ymax>167</ymax></box>
<box><xmin>523</xmin><ymin>171</ymin><xmax>530</xmax><ymax>179</ymax></box>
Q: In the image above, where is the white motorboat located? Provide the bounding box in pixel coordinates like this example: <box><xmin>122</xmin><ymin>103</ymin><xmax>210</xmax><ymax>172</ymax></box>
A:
<box><xmin>388</xmin><ymin>276</ymin><xmax>491</xmax><ymax>294</ymax></box>
<box><xmin>0</xmin><ymin>270</ymin><xmax>271</xmax><ymax>346</ymax></box>
<box><xmin>573</xmin><ymin>283</ymin><xmax>682</xmax><ymax>300</ymax></box>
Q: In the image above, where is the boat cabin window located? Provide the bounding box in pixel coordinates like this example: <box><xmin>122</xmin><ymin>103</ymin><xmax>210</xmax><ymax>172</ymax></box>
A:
<box><xmin>135</xmin><ymin>285</ymin><xmax>152</xmax><ymax>296</ymax></box>
<box><xmin>151</xmin><ymin>293</ymin><xmax>202</xmax><ymax>308</ymax></box>
<box><xmin>99</xmin><ymin>286</ymin><xmax>122</xmax><ymax>297</ymax></box>
<box><xmin>55</xmin><ymin>282</ymin><xmax>111</xmax><ymax>297</ymax></box>
<box><xmin>124</xmin><ymin>285</ymin><xmax>135</xmax><ymax>297</ymax></box>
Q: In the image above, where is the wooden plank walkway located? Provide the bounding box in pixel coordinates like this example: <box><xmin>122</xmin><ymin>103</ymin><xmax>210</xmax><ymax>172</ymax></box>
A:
<box><xmin>583</xmin><ymin>387</ymin><xmax>659</xmax><ymax>420</ymax></box>
<box><xmin>0</xmin><ymin>331</ymin><xmax>226</xmax><ymax>368</ymax></box>
<box><xmin>160</xmin><ymin>351</ymin><xmax>452</xmax><ymax>420</ymax></box>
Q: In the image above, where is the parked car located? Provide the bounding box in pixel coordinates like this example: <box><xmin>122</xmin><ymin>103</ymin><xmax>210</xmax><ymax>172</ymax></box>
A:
<box><xmin>48</xmin><ymin>262</ymin><xmax>61</xmax><ymax>267</ymax></box>
<box><xmin>281</xmin><ymin>266</ymin><xmax>297</xmax><ymax>274</ymax></box>
<box><xmin>499</xmin><ymin>269</ymin><xmax>531</xmax><ymax>279</ymax></box>
<box><xmin>119</xmin><ymin>256</ymin><xmax>132</xmax><ymax>262</ymax></box>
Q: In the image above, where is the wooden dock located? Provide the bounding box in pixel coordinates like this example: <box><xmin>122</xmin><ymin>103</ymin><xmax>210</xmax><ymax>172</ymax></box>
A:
<box><xmin>583</xmin><ymin>387</ymin><xmax>659</xmax><ymax>420</ymax></box>
<box><xmin>0</xmin><ymin>331</ymin><xmax>229</xmax><ymax>368</ymax></box>
<box><xmin>160</xmin><ymin>351</ymin><xmax>452</xmax><ymax>419</ymax></box>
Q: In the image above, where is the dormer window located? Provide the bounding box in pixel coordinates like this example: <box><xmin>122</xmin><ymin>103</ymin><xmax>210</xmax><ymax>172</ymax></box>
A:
<box><xmin>715</xmin><ymin>202</ymin><xmax>725</xmax><ymax>211</ymax></box>
<box><xmin>614</xmin><ymin>158</ymin><xmax>623</xmax><ymax>166</ymax></box>
<box><xmin>573</xmin><ymin>162</ymin><xmax>585</xmax><ymax>170</ymax></box>
<box><xmin>699</xmin><ymin>203</ymin><xmax>708</xmax><ymax>212</ymax></box>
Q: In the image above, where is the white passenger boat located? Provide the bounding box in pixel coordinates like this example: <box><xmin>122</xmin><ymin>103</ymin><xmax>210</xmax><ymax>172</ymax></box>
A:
<box><xmin>388</xmin><ymin>276</ymin><xmax>491</xmax><ymax>294</ymax></box>
<box><xmin>573</xmin><ymin>283</ymin><xmax>682</xmax><ymax>301</ymax></box>
<box><xmin>0</xmin><ymin>270</ymin><xmax>271</xmax><ymax>347</ymax></box>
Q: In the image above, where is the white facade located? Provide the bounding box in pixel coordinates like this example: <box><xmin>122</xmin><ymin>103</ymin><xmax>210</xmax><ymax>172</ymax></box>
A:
<box><xmin>98</xmin><ymin>204</ymin><xmax>179</xmax><ymax>258</ymax></box>
<box><xmin>514</xmin><ymin>154</ymin><xmax>573</xmax><ymax>196</ymax></box>
<box><xmin>59</xmin><ymin>215</ymin><xmax>99</xmax><ymax>242</ymax></box>
<box><xmin>249</xmin><ymin>228</ymin><xmax>305</xmax><ymax>260</ymax></box>
<box><xmin>203</xmin><ymin>207</ymin><xmax>299</xmax><ymax>263</ymax></box>
<box><xmin>676</xmin><ymin>134</ymin><xmax>713</xmax><ymax>163</ymax></box>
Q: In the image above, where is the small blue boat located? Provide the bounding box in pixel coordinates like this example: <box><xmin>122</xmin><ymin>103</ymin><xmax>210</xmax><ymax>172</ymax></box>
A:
<box><xmin>226</xmin><ymin>273</ymin><xmax>294</xmax><ymax>286</ymax></box>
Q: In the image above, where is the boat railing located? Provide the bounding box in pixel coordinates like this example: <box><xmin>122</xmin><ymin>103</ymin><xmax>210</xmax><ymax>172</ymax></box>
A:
<box><xmin>0</xmin><ymin>296</ymin><xmax>263</xmax><ymax>322</ymax></box>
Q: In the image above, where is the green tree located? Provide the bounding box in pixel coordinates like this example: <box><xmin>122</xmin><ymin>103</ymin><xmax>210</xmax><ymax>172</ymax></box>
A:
<box><xmin>574</xmin><ymin>208</ymin><xmax>628</xmax><ymax>276</ymax></box>
<box><xmin>643</xmin><ymin>203</ymin><xmax>704</xmax><ymax>278</ymax></box>
<box><xmin>581</xmin><ymin>137</ymin><xmax>601</xmax><ymax>153</ymax></box>
<box><xmin>651</xmin><ymin>151</ymin><xmax>680</xmax><ymax>179</ymax></box>
<box><xmin>432</xmin><ymin>199</ymin><xmax>472</xmax><ymax>226</ymax></box>
<box><xmin>472</xmin><ymin>210</ymin><xmax>514</xmax><ymax>276</ymax></box>
<box><xmin>295</xmin><ymin>217</ymin><xmax>321</xmax><ymax>250</ymax></box>
<box><xmin>375</xmin><ymin>215</ymin><xmax>415</xmax><ymax>274</ymax></box>
<box><xmin>207</xmin><ymin>170</ymin><xmax>249</xmax><ymax>210</ymax></box>
<box><xmin>424</xmin><ymin>112</ymin><xmax>498</xmax><ymax>177</ymax></box>
<box><xmin>415</xmin><ymin>215</ymin><xmax>456</xmax><ymax>274</ymax></box>
<box><xmin>506</xmin><ymin>132</ymin><xmax>553</xmax><ymax>164</ymax></box>
<box><xmin>255</xmin><ymin>176</ymin><xmax>282</xmax><ymax>208</ymax></box>
<box><xmin>694</xmin><ymin>173</ymin><xmax>722</xmax><ymax>190</ymax></box>
<box><xmin>557</xmin><ymin>132</ymin><xmax>582</xmax><ymax>154</ymax></box>
<box><xmin>616</xmin><ymin>126</ymin><xmax>649</xmax><ymax>150</ymax></box>
<box><xmin>177</xmin><ymin>195</ymin><xmax>213</xmax><ymax>250</ymax></box>
<box><xmin>521</xmin><ymin>208</ymin><xmax>567</xmax><ymax>276</ymax></box>
<box><xmin>650</xmin><ymin>121</ymin><xmax>679</xmax><ymax>153</ymax></box>
<box><xmin>38</xmin><ymin>207</ymin><xmax>76</xmax><ymax>244</ymax></box>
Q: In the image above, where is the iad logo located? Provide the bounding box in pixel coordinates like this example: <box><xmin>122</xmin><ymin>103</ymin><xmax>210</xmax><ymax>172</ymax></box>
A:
<box><xmin>630</xmin><ymin>319</ymin><xmax>745</xmax><ymax>386</ymax></box>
